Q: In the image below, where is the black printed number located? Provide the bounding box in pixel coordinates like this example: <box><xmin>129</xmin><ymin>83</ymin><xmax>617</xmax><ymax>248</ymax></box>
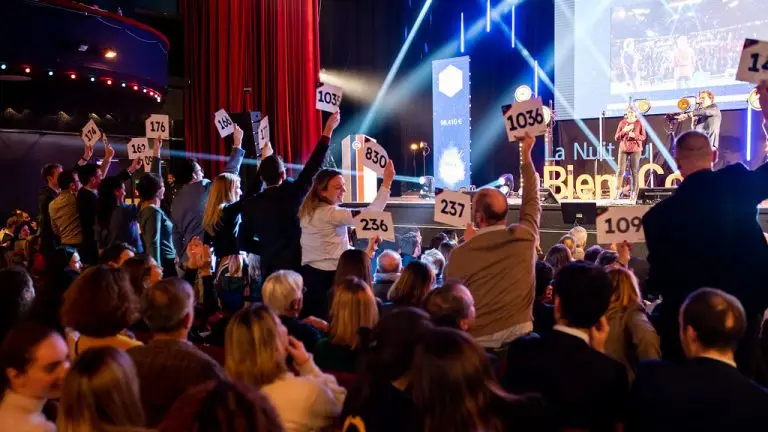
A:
<box><xmin>507</xmin><ymin>108</ymin><xmax>543</xmax><ymax>132</ymax></box>
<box><xmin>318</xmin><ymin>90</ymin><xmax>340</xmax><ymax>106</ymax></box>
<box><xmin>440</xmin><ymin>199</ymin><xmax>465</xmax><ymax>218</ymax></box>
<box><xmin>150</xmin><ymin>120</ymin><xmax>167</xmax><ymax>134</ymax></box>
<box><xmin>365</xmin><ymin>147</ymin><xmax>387</xmax><ymax>168</ymax></box>
<box><xmin>604</xmin><ymin>216</ymin><xmax>642</xmax><ymax>234</ymax></box>
<box><xmin>360</xmin><ymin>218</ymin><xmax>389</xmax><ymax>232</ymax></box>
<box><xmin>217</xmin><ymin>117</ymin><xmax>233</xmax><ymax>131</ymax></box>
<box><xmin>130</xmin><ymin>142</ymin><xmax>147</xmax><ymax>154</ymax></box>
<box><xmin>83</xmin><ymin>126</ymin><xmax>99</xmax><ymax>143</ymax></box>
<box><xmin>747</xmin><ymin>53</ymin><xmax>768</xmax><ymax>73</ymax></box>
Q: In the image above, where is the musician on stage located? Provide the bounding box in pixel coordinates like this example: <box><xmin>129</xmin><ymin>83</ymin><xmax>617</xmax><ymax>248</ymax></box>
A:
<box><xmin>677</xmin><ymin>90</ymin><xmax>721</xmax><ymax>150</ymax></box>
<box><xmin>614</xmin><ymin>107</ymin><xmax>646</xmax><ymax>199</ymax></box>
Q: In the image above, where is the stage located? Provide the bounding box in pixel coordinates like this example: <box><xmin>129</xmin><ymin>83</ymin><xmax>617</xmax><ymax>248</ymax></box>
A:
<box><xmin>344</xmin><ymin>198</ymin><xmax>768</xmax><ymax>257</ymax></box>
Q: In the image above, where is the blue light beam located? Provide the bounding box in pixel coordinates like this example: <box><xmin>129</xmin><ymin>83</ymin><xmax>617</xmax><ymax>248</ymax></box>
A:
<box><xmin>360</xmin><ymin>0</ymin><xmax>433</xmax><ymax>134</ymax></box>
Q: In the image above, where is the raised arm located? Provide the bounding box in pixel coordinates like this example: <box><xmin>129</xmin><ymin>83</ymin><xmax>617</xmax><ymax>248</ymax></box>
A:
<box><xmin>296</xmin><ymin>112</ymin><xmax>339</xmax><ymax>193</ymax></box>
<box><xmin>222</xmin><ymin>124</ymin><xmax>245</xmax><ymax>175</ymax></box>
<box><xmin>99</xmin><ymin>134</ymin><xmax>115</xmax><ymax>178</ymax></box>
<box><xmin>74</xmin><ymin>141</ymin><xmax>94</xmax><ymax>170</ymax></box>
<box><xmin>516</xmin><ymin>134</ymin><xmax>541</xmax><ymax>236</ymax></box>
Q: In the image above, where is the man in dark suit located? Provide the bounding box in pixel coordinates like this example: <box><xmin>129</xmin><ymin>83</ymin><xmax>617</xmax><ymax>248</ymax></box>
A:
<box><xmin>239</xmin><ymin>112</ymin><xmax>339</xmax><ymax>278</ymax></box>
<box><xmin>504</xmin><ymin>262</ymin><xmax>628</xmax><ymax>431</ymax></box>
<box><xmin>627</xmin><ymin>288</ymin><xmax>768</xmax><ymax>431</ymax></box>
<box><xmin>76</xmin><ymin>163</ymin><xmax>102</xmax><ymax>265</ymax></box>
<box><xmin>642</xmin><ymin>131</ymin><xmax>768</xmax><ymax>380</ymax></box>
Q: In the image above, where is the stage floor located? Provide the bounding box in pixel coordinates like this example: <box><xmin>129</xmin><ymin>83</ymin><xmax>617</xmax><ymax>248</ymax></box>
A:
<box><xmin>344</xmin><ymin>197</ymin><xmax>768</xmax><ymax>257</ymax></box>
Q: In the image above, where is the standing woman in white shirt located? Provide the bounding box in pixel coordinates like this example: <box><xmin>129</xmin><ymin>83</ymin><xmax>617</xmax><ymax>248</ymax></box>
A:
<box><xmin>299</xmin><ymin>160</ymin><xmax>395</xmax><ymax>320</ymax></box>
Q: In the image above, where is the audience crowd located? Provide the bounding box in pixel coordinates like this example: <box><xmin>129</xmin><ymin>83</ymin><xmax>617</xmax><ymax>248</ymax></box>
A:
<box><xmin>0</xmin><ymin>82</ymin><xmax>767</xmax><ymax>432</ymax></box>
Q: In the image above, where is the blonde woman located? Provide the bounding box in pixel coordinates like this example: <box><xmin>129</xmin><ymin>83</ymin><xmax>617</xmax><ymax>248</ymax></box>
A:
<box><xmin>314</xmin><ymin>277</ymin><xmax>379</xmax><ymax>373</ymax></box>
<box><xmin>201</xmin><ymin>125</ymin><xmax>251</xmax><ymax>313</ymax></box>
<box><xmin>57</xmin><ymin>346</ymin><xmax>147</xmax><ymax>432</ymax></box>
<box><xmin>225</xmin><ymin>303</ymin><xmax>346</xmax><ymax>432</ymax></box>
<box><xmin>262</xmin><ymin>270</ymin><xmax>325</xmax><ymax>352</ymax></box>
<box><xmin>299</xmin><ymin>159</ymin><xmax>395</xmax><ymax>320</ymax></box>
<box><xmin>604</xmin><ymin>267</ymin><xmax>661</xmax><ymax>382</ymax></box>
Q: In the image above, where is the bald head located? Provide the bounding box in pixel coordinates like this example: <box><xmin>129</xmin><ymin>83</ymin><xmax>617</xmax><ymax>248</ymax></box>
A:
<box><xmin>377</xmin><ymin>250</ymin><xmax>402</xmax><ymax>274</ymax></box>
<box><xmin>675</xmin><ymin>131</ymin><xmax>715</xmax><ymax>177</ymax></box>
<box><xmin>473</xmin><ymin>187</ymin><xmax>508</xmax><ymax>228</ymax></box>
<box><xmin>681</xmin><ymin>288</ymin><xmax>746</xmax><ymax>356</ymax></box>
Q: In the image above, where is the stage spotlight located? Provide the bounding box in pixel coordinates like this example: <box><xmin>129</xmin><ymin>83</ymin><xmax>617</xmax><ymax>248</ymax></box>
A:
<box><xmin>69</xmin><ymin>73</ymin><xmax>76</xmax><ymax>80</ymax></box>
<box><xmin>89</xmin><ymin>76</ymin><xmax>95</xmax><ymax>82</ymax></box>
<box><xmin>514</xmin><ymin>85</ymin><xmax>532</xmax><ymax>102</ymax></box>
<box><xmin>677</xmin><ymin>96</ymin><xmax>696</xmax><ymax>112</ymax></box>
<box><xmin>106</xmin><ymin>79</ymin><xmax>112</xmax><ymax>85</ymax></box>
<box><xmin>634</xmin><ymin>99</ymin><xmax>652</xmax><ymax>114</ymax></box>
<box><xmin>0</xmin><ymin>64</ymin><xmax>6</xmax><ymax>70</ymax></box>
<box><xmin>24</xmin><ymin>67</ymin><xmax>31</xmax><ymax>74</ymax></box>
<box><xmin>748</xmin><ymin>88</ymin><xmax>761</xmax><ymax>111</ymax></box>
<box><xmin>410</xmin><ymin>143</ymin><xmax>419</xmax><ymax>151</ymax></box>
<box><xmin>121</xmin><ymin>82</ymin><xmax>126</xmax><ymax>88</ymax></box>
<box><xmin>500</xmin><ymin>185</ymin><xmax>510</xmax><ymax>195</ymax></box>
<box><xmin>542</xmin><ymin>105</ymin><xmax>553</xmax><ymax>124</ymax></box>
<box><xmin>48</xmin><ymin>71</ymin><xmax>53</xmax><ymax>76</ymax></box>
<box><xmin>103</xmin><ymin>49</ymin><xmax>117</xmax><ymax>59</ymax></box>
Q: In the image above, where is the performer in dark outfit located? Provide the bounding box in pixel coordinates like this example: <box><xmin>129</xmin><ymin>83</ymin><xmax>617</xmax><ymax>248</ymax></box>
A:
<box><xmin>677</xmin><ymin>90</ymin><xmax>722</xmax><ymax>150</ymax></box>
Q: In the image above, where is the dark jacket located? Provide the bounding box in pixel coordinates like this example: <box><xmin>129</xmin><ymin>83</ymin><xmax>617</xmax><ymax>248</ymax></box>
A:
<box><xmin>96</xmin><ymin>169</ymin><xmax>140</xmax><ymax>252</ymax></box>
<box><xmin>76</xmin><ymin>187</ymin><xmax>99</xmax><ymax>264</ymax></box>
<box><xmin>239</xmin><ymin>136</ymin><xmax>330</xmax><ymax>277</ymax></box>
<box><xmin>692</xmin><ymin>103</ymin><xmax>722</xmax><ymax>149</ymax></box>
<box><xmin>314</xmin><ymin>338</ymin><xmax>359</xmax><ymax>373</ymax></box>
<box><xmin>37</xmin><ymin>186</ymin><xmax>58</xmax><ymax>254</ymax></box>
<box><xmin>627</xmin><ymin>357</ymin><xmax>768</xmax><ymax>432</ymax></box>
<box><xmin>643</xmin><ymin>163</ymin><xmax>768</xmax><ymax>362</ymax></box>
<box><xmin>280</xmin><ymin>315</ymin><xmax>323</xmax><ymax>353</ymax></box>
<box><xmin>504</xmin><ymin>330</ymin><xmax>628</xmax><ymax>431</ymax></box>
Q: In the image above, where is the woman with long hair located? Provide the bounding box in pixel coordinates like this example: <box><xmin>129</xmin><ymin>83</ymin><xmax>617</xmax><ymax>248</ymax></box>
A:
<box><xmin>386</xmin><ymin>260</ymin><xmax>435</xmax><ymax>309</ymax></box>
<box><xmin>121</xmin><ymin>256</ymin><xmax>163</xmax><ymax>298</ymax></box>
<box><xmin>96</xmin><ymin>158</ymin><xmax>144</xmax><ymax>254</ymax></box>
<box><xmin>314</xmin><ymin>277</ymin><xmax>379</xmax><ymax>373</ymax></box>
<box><xmin>137</xmin><ymin>170</ymin><xmax>177</xmax><ymax>279</ymax></box>
<box><xmin>333</xmin><ymin>248</ymin><xmax>374</xmax><ymax>288</ymax></box>
<box><xmin>299</xmin><ymin>160</ymin><xmax>395</xmax><ymax>320</ymax></box>
<box><xmin>545</xmin><ymin>243</ymin><xmax>572</xmax><ymax>277</ymax></box>
<box><xmin>225</xmin><ymin>303</ymin><xmax>345</xmax><ymax>431</ymax></box>
<box><xmin>60</xmin><ymin>266</ymin><xmax>142</xmax><ymax>358</ymax></box>
<box><xmin>604</xmin><ymin>267</ymin><xmax>660</xmax><ymax>382</ymax></box>
<box><xmin>0</xmin><ymin>323</ymin><xmax>69</xmax><ymax>431</ymax></box>
<box><xmin>341</xmin><ymin>307</ymin><xmax>433</xmax><ymax>432</ymax></box>
<box><xmin>57</xmin><ymin>347</ymin><xmax>146</xmax><ymax>432</ymax></box>
<box><xmin>410</xmin><ymin>327</ymin><xmax>546</xmax><ymax>432</ymax></box>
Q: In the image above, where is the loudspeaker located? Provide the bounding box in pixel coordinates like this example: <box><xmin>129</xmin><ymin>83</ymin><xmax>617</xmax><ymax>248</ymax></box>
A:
<box><xmin>229</xmin><ymin>111</ymin><xmax>263</xmax><ymax>193</ymax></box>
<box><xmin>637</xmin><ymin>187</ymin><xmax>675</xmax><ymax>205</ymax></box>
<box><xmin>539</xmin><ymin>187</ymin><xmax>559</xmax><ymax>205</ymax></box>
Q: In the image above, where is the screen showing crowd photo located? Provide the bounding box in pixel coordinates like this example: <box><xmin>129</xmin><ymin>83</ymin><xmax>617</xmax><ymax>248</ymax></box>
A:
<box><xmin>555</xmin><ymin>0</ymin><xmax>768</xmax><ymax>119</ymax></box>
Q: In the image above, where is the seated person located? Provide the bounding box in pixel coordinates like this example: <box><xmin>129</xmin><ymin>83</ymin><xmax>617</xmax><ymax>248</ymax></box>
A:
<box><xmin>423</xmin><ymin>282</ymin><xmax>475</xmax><ymax>332</ymax></box>
<box><xmin>372</xmin><ymin>250</ymin><xmax>401</xmax><ymax>301</ymax></box>
<box><xmin>504</xmin><ymin>262</ymin><xmax>628</xmax><ymax>431</ymax></box>
<box><xmin>99</xmin><ymin>242</ymin><xmax>136</xmax><ymax>268</ymax></box>
<box><xmin>420</xmin><ymin>249</ymin><xmax>446</xmax><ymax>287</ymax></box>
<box><xmin>627</xmin><ymin>288</ymin><xmax>768</xmax><ymax>431</ymax></box>
<box><xmin>128</xmin><ymin>278</ymin><xmax>224</xmax><ymax>427</ymax></box>
<box><xmin>533</xmin><ymin>261</ymin><xmax>555</xmax><ymax>335</ymax></box>
<box><xmin>261</xmin><ymin>270</ymin><xmax>325</xmax><ymax>352</ymax></box>
<box><xmin>314</xmin><ymin>277</ymin><xmax>379</xmax><ymax>373</ymax></box>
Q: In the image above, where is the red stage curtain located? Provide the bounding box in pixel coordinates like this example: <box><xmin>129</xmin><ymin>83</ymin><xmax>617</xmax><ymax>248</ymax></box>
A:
<box><xmin>182</xmin><ymin>0</ymin><xmax>321</xmax><ymax>176</ymax></box>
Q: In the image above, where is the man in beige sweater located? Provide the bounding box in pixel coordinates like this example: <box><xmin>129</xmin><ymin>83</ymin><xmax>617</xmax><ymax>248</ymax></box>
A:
<box><xmin>444</xmin><ymin>134</ymin><xmax>540</xmax><ymax>348</ymax></box>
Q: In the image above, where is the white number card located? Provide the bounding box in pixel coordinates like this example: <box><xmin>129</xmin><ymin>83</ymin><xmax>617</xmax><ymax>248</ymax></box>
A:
<box><xmin>258</xmin><ymin>116</ymin><xmax>270</xmax><ymax>150</ymax></box>
<box><xmin>736</xmin><ymin>39</ymin><xmax>768</xmax><ymax>85</ymax></box>
<box><xmin>145</xmin><ymin>114</ymin><xmax>170</xmax><ymax>139</ymax></box>
<box><xmin>361</xmin><ymin>139</ymin><xmax>389</xmax><ymax>176</ymax></box>
<box><xmin>316</xmin><ymin>82</ymin><xmax>343</xmax><ymax>113</ymax></box>
<box><xmin>596</xmin><ymin>206</ymin><xmax>650</xmax><ymax>244</ymax></box>
<box><xmin>354</xmin><ymin>211</ymin><xmax>395</xmax><ymax>242</ymax></box>
<box><xmin>81</xmin><ymin>120</ymin><xmax>101</xmax><ymax>148</ymax></box>
<box><xmin>434</xmin><ymin>190</ymin><xmax>471</xmax><ymax>228</ymax></box>
<box><xmin>214</xmin><ymin>109</ymin><xmax>235</xmax><ymax>137</ymax></box>
<box><xmin>140</xmin><ymin>153</ymin><xmax>154</xmax><ymax>172</ymax></box>
<box><xmin>503</xmin><ymin>98</ymin><xmax>547</xmax><ymax>141</ymax></box>
<box><xmin>127</xmin><ymin>138</ymin><xmax>149</xmax><ymax>160</ymax></box>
